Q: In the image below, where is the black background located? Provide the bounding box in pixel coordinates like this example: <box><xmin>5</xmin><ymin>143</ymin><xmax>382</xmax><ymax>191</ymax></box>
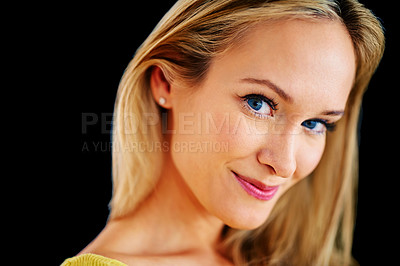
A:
<box><xmin>40</xmin><ymin>1</ymin><xmax>397</xmax><ymax>265</ymax></box>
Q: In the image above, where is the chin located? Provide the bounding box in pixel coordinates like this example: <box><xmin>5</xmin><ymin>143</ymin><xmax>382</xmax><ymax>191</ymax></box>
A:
<box><xmin>219</xmin><ymin>206</ymin><xmax>274</xmax><ymax>230</ymax></box>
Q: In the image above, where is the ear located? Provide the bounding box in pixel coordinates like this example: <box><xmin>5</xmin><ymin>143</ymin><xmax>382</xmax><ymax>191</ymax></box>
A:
<box><xmin>150</xmin><ymin>65</ymin><xmax>172</xmax><ymax>109</ymax></box>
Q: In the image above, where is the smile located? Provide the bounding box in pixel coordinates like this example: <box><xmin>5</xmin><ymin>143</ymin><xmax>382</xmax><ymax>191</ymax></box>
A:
<box><xmin>233</xmin><ymin>171</ymin><xmax>279</xmax><ymax>201</ymax></box>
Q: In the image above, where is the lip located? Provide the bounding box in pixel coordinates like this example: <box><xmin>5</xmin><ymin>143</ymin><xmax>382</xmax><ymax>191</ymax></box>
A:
<box><xmin>233</xmin><ymin>171</ymin><xmax>279</xmax><ymax>201</ymax></box>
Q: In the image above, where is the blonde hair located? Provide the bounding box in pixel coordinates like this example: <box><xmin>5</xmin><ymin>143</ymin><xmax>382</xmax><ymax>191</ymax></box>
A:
<box><xmin>110</xmin><ymin>0</ymin><xmax>384</xmax><ymax>265</ymax></box>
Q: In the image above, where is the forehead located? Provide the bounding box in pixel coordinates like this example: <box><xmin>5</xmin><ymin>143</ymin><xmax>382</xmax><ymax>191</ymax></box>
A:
<box><xmin>210</xmin><ymin>19</ymin><xmax>356</xmax><ymax>109</ymax></box>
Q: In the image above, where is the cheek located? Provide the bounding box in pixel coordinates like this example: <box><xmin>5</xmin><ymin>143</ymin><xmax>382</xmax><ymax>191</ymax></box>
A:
<box><xmin>168</xmin><ymin>110</ymin><xmax>231</xmax><ymax>189</ymax></box>
<box><xmin>294</xmin><ymin>138</ymin><xmax>326</xmax><ymax>180</ymax></box>
<box><xmin>212</xmin><ymin>112</ymin><xmax>264</xmax><ymax>155</ymax></box>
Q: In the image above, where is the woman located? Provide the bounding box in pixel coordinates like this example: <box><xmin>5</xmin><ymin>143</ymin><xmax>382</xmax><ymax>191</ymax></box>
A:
<box><xmin>63</xmin><ymin>0</ymin><xmax>384</xmax><ymax>265</ymax></box>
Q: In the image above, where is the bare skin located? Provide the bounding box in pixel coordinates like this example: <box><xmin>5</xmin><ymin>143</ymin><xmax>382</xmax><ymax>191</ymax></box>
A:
<box><xmin>81</xmin><ymin>155</ymin><xmax>231</xmax><ymax>265</ymax></box>
<box><xmin>80</xmin><ymin>19</ymin><xmax>355</xmax><ymax>265</ymax></box>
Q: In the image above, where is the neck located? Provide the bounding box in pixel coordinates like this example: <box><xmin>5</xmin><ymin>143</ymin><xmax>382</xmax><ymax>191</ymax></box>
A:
<box><xmin>110</xmin><ymin>154</ymin><xmax>226</xmax><ymax>255</ymax></box>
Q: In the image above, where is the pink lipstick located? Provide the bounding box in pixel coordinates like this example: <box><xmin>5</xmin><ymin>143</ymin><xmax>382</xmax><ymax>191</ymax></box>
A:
<box><xmin>233</xmin><ymin>172</ymin><xmax>279</xmax><ymax>201</ymax></box>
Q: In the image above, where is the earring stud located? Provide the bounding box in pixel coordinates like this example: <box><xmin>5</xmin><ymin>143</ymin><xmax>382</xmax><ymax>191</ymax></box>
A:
<box><xmin>159</xmin><ymin>97</ymin><xmax>166</xmax><ymax>105</ymax></box>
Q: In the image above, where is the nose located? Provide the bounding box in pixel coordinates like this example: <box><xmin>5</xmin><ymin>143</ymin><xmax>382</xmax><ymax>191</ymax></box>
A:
<box><xmin>257</xmin><ymin>129</ymin><xmax>297</xmax><ymax>178</ymax></box>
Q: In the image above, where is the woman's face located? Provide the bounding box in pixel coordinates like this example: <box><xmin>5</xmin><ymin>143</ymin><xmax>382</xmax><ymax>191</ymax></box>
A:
<box><xmin>168</xmin><ymin>19</ymin><xmax>355</xmax><ymax>229</ymax></box>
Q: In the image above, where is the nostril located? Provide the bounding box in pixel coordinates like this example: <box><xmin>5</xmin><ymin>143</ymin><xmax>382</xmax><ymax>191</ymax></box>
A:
<box><xmin>257</xmin><ymin>148</ymin><xmax>296</xmax><ymax>178</ymax></box>
<box><xmin>265</xmin><ymin>164</ymin><xmax>277</xmax><ymax>176</ymax></box>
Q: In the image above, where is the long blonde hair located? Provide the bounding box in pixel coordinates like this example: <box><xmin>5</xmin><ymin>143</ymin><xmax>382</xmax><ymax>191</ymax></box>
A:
<box><xmin>110</xmin><ymin>0</ymin><xmax>384</xmax><ymax>265</ymax></box>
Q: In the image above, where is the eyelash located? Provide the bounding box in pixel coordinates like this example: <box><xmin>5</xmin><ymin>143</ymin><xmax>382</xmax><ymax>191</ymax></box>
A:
<box><xmin>241</xmin><ymin>93</ymin><xmax>337</xmax><ymax>134</ymax></box>
<box><xmin>302</xmin><ymin>119</ymin><xmax>337</xmax><ymax>134</ymax></box>
<box><xmin>316</xmin><ymin>119</ymin><xmax>336</xmax><ymax>132</ymax></box>
<box><xmin>241</xmin><ymin>94</ymin><xmax>278</xmax><ymax>118</ymax></box>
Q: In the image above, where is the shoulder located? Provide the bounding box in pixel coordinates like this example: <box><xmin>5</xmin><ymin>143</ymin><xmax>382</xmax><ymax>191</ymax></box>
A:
<box><xmin>61</xmin><ymin>253</ymin><xmax>127</xmax><ymax>266</ymax></box>
<box><xmin>61</xmin><ymin>252</ymin><xmax>205</xmax><ymax>266</ymax></box>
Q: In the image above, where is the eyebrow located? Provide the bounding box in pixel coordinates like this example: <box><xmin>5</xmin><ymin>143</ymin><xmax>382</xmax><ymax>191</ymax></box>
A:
<box><xmin>240</xmin><ymin>77</ymin><xmax>294</xmax><ymax>103</ymax></box>
<box><xmin>240</xmin><ymin>77</ymin><xmax>345</xmax><ymax>117</ymax></box>
<box><xmin>321</xmin><ymin>110</ymin><xmax>345</xmax><ymax>116</ymax></box>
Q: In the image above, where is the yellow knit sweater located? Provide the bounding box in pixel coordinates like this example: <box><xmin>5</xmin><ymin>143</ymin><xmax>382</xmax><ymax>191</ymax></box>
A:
<box><xmin>61</xmin><ymin>253</ymin><xmax>127</xmax><ymax>266</ymax></box>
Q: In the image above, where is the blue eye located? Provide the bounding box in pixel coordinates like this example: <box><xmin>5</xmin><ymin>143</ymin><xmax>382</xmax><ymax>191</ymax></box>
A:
<box><xmin>301</xmin><ymin>119</ymin><xmax>336</xmax><ymax>134</ymax></box>
<box><xmin>243</xmin><ymin>94</ymin><xmax>278</xmax><ymax>118</ymax></box>
<box><xmin>302</xmin><ymin>120</ymin><xmax>319</xmax><ymax>130</ymax></box>
<box><xmin>247</xmin><ymin>98</ymin><xmax>263</xmax><ymax>111</ymax></box>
